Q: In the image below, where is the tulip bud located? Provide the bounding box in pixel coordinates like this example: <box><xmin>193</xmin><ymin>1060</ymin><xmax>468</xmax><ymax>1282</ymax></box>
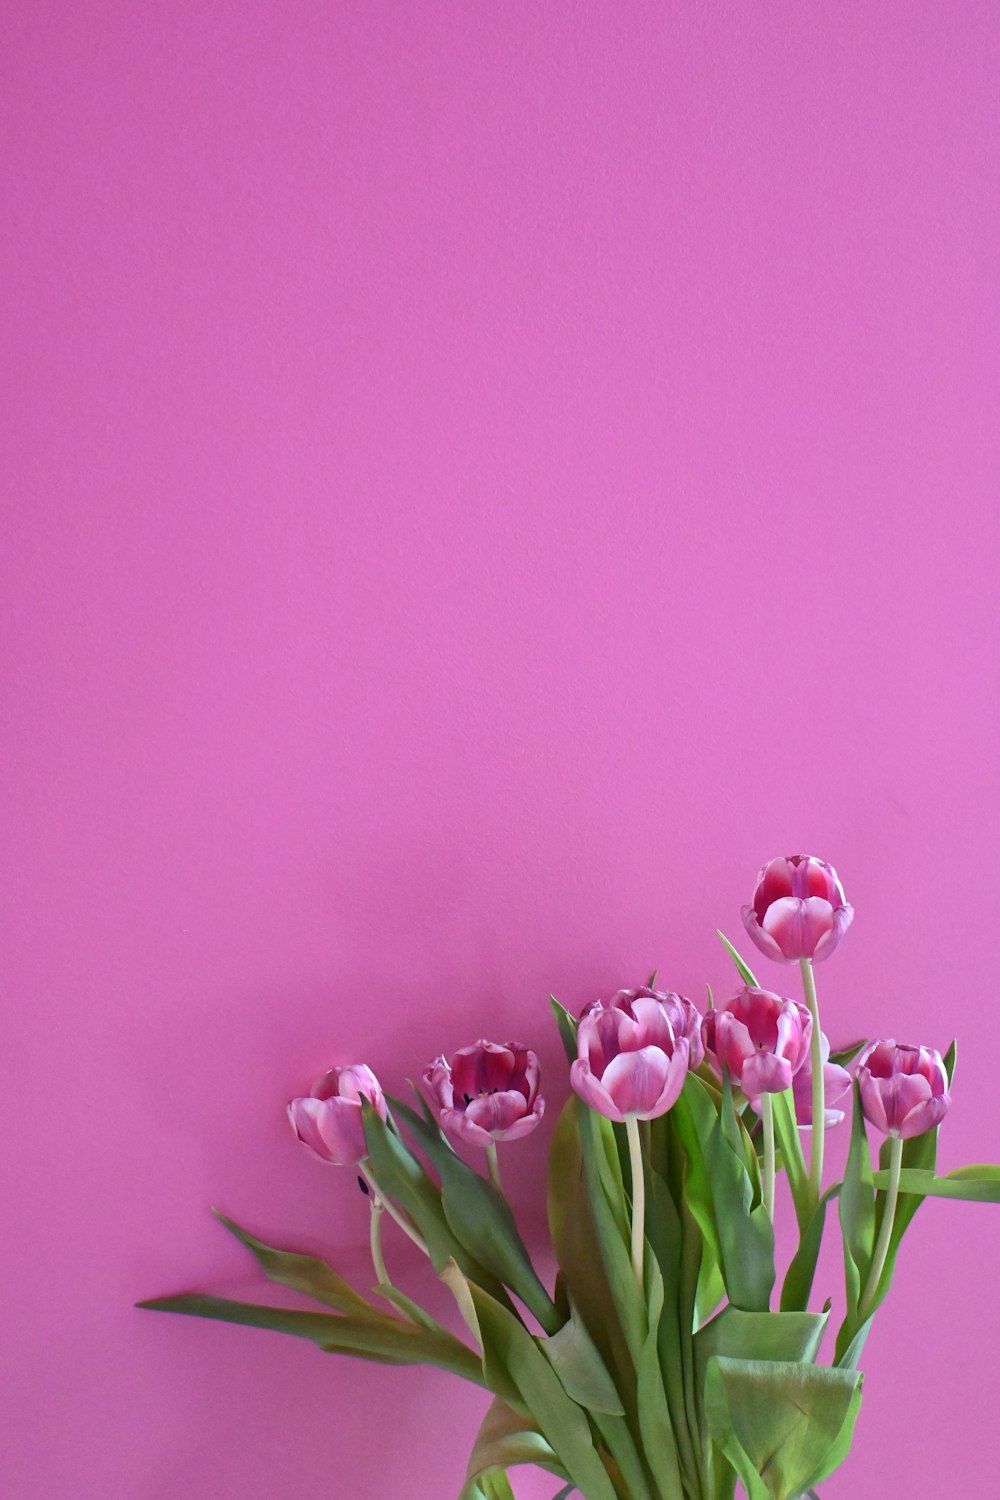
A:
<box><xmin>856</xmin><ymin>1040</ymin><xmax>951</xmax><ymax>1139</ymax></box>
<box><xmin>742</xmin><ymin>854</ymin><xmax>853</xmax><ymax>964</ymax></box>
<box><xmin>423</xmin><ymin>1040</ymin><xmax>544</xmax><ymax>1148</ymax></box>
<box><xmin>287</xmin><ymin>1063</ymin><xmax>387</xmax><ymax>1166</ymax></box>
<box><xmin>571</xmin><ymin>990</ymin><xmax>692</xmax><ymax>1122</ymax></box>
<box><xmin>703</xmin><ymin>985</ymin><xmax>812</xmax><ymax>1097</ymax></box>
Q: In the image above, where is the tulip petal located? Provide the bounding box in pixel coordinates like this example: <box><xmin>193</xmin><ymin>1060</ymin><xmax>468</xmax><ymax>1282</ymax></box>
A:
<box><xmin>570</xmin><ymin>1058</ymin><xmax>627</xmax><ymax>1122</ymax></box>
<box><xmin>742</xmin><ymin>1051</ymin><xmax>794</xmax><ymax>1097</ymax></box>
<box><xmin>439</xmin><ymin>1107</ymin><xmax>496</xmax><ymax>1149</ymax></box>
<box><xmin>761</xmin><ymin>896</ymin><xmax>835</xmax><ymax>962</ymax></box>
<box><xmin>742</xmin><ymin>906</ymin><xmax>789</xmax><ymax>963</ymax></box>
<box><xmin>812</xmin><ymin>902</ymin><xmax>855</xmax><ymax>962</ymax></box>
<box><xmin>898</xmin><ymin>1094</ymin><xmax>950</xmax><ymax>1139</ymax></box>
<box><xmin>600</xmin><ymin>1046</ymin><xmax>671</xmax><ymax>1117</ymax></box>
<box><xmin>464</xmin><ymin>1089</ymin><xmax>529</xmax><ymax>1136</ymax></box>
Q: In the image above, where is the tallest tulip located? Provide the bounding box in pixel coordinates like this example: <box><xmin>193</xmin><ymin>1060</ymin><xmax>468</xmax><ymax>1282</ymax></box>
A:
<box><xmin>742</xmin><ymin>854</ymin><xmax>853</xmax><ymax>965</ymax></box>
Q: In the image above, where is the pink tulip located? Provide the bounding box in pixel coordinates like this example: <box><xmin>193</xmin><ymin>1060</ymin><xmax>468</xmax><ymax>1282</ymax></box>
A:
<box><xmin>423</xmin><ymin>1040</ymin><xmax>544</xmax><ymax>1148</ymax></box>
<box><xmin>791</xmin><ymin>1033</ymin><xmax>852</xmax><ymax>1127</ymax></box>
<box><xmin>287</xmin><ymin>1064</ymin><xmax>387</xmax><ymax>1166</ymax></box>
<box><xmin>703</xmin><ymin>986</ymin><xmax>812</xmax><ymax>1097</ymax></box>
<box><xmin>742</xmin><ymin>854</ymin><xmax>854</xmax><ymax>964</ymax></box>
<box><xmin>856</xmin><ymin>1040</ymin><xmax>951</xmax><ymax>1140</ymax></box>
<box><xmin>571</xmin><ymin>990</ymin><xmax>692</xmax><ymax>1122</ymax></box>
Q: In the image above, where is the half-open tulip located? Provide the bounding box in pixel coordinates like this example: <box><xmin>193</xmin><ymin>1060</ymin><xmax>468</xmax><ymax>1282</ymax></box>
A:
<box><xmin>424</xmin><ymin>1040</ymin><xmax>544</xmax><ymax>1148</ymax></box>
<box><xmin>288</xmin><ymin>1064</ymin><xmax>387</xmax><ymax>1166</ymax></box>
<box><xmin>703</xmin><ymin>986</ymin><xmax>812</xmax><ymax>1097</ymax></box>
<box><xmin>571</xmin><ymin>990</ymin><xmax>692</xmax><ymax>1121</ymax></box>
<box><xmin>742</xmin><ymin>854</ymin><xmax>854</xmax><ymax>964</ymax></box>
<box><xmin>857</xmin><ymin>1040</ymin><xmax>951</xmax><ymax>1139</ymax></box>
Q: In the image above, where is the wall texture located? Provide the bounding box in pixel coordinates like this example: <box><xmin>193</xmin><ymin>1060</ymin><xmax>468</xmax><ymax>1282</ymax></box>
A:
<box><xmin>3</xmin><ymin>2</ymin><xmax>999</xmax><ymax>1496</ymax></box>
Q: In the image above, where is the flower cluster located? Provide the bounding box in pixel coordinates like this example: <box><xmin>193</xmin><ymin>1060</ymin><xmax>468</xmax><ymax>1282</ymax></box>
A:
<box><xmin>147</xmin><ymin>851</ymin><xmax>985</xmax><ymax>1500</ymax></box>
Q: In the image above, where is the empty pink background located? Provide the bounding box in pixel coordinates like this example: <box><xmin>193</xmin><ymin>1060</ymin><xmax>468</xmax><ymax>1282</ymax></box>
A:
<box><xmin>3</xmin><ymin>2</ymin><xmax>999</xmax><ymax>1495</ymax></box>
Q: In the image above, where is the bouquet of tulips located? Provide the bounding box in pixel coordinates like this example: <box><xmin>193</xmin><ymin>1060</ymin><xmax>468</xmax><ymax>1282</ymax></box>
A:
<box><xmin>141</xmin><ymin>856</ymin><xmax>1000</xmax><ymax>1499</ymax></box>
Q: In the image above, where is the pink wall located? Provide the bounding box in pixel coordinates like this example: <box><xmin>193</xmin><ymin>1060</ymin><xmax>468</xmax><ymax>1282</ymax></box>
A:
<box><xmin>4</xmin><ymin>2</ymin><xmax>999</xmax><ymax>1496</ymax></box>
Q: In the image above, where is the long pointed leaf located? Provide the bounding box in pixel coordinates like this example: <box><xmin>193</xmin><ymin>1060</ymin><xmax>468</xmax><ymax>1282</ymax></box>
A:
<box><xmin>137</xmin><ymin>1293</ymin><xmax>486</xmax><ymax>1382</ymax></box>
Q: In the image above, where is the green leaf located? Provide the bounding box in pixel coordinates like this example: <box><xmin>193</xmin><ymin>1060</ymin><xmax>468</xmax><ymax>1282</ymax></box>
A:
<box><xmin>636</xmin><ymin>1246</ymin><xmax>686</xmax><ymax>1500</ymax></box>
<box><xmin>372</xmin><ymin>1283</ymin><xmax>448</xmax><ymax>1333</ymax></box>
<box><xmin>716</xmin><ymin>931</ymin><xmax>760</xmax><ymax>988</ymax></box>
<box><xmin>136</xmin><ymin>1293</ymin><xmax>487</xmax><ymax>1383</ymax></box>
<box><xmin>466</xmin><ymin>1285</ymin><xmax>620</xmax><ymax>1500</ymax></box>
<box><xmin>210</xmin><ymin>1210</ymin><xmax>377</xmax><ymax>1317</ymax></box>
<box><xmin>695</xmin><ymin>1305</ymin><xmax>829</xmax><ymax>1372</ymax></box>
<box><xmin>388</xmin><ymin>1095</ymin><xmax>561</xmax><ymax>1335</ymax></box>
<box><xmin>542</xmin><ymin>1305</ymin><xmax>624</xmax><ymax>1416</ymax></box>
<box><xmin>838</xmin><ymin>1083</ymin><xmax>875</xmax><ymax>1303</ymax></box>
<box><xmin>704</xmin><ymin>1356</ymin><xmax>863</xmax><ymax>1500</ymax></box>
<box><xmin>706</xmin><ymin>1073</ymin><xmax>775</xmax><ymax>1311</ymax></box>
<box><xmin>829</xmin><ymin>1040</ymin><xmax>868</xmax><ymax>1068</ymax></box>
<box><xmin>871</xmin><ymin>1164</ymin><xmax>1000</xmax><ymax>1202</ymax></box>
<box><xmin>458</xmin><ymin>1397</ymin><xmax>568</xmax><ymax>1500</ymax></box>
<box><xmin>547</xmin><ymin>1098</ymin><xmax>632</xmax><ymax>1380</ymax></box>
<box><xmin>769</xmin><ymin>1089</ymin><xmax>812</xmax><ymax>1230</ymax></box>
<box><xmin>361</xmin><ymin>1104</ymin><xmax>512</xmax><ymax>1310</ymax></box>
<box><xmin>780</xmin><ymin>1185</ymin><xmax>840</xmax><ymax>1312</ymax></box>
<box><xmin>549</xmin><ymin>994</ymin><xmax>579</xmax><ymax>1064</ymax></box>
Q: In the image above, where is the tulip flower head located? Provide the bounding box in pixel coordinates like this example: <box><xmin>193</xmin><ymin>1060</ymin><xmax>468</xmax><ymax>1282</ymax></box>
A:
<box><xmin>571</xmin><ymin>989</ymin><xmax>693</xmax><ymax>1122</ymax></box>
<box><xmin>742</xmin><ymin>854</ymin><xmax>854</xmax><ymax>964</ymax></box>
<box><xmin>423</xmin><ymin>1040</ymin><xmax>544</xmax><ymax>1148</ymax></box>
<box><xmin>288</xmin><ymin>1064</ymin><xmax>387</xmax><ymax>1166</ymax></box>
<box><xmin>857</xmin><ymin>1040</ymin><xmax>951</xmax><ymax>1139</ymax></box>
<box><xmin>703</xmin><ymin>985</ymin><xmax>812</xmax><ymax>1098</ymax></box>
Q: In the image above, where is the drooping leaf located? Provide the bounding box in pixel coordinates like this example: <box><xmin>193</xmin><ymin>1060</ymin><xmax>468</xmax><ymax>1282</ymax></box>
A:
<box><xmin>136</xmin><ymin>1293</ymin><xmax>486</xmax><ymax>1383</ymax></box>
<box><xmin>361</xmin><ymin>1104</ymin><xmax>512</xmax><ymax>1310</ymax></box>
<box><xmin>704</xmin><ymin>1356</ymin><xmax>863</xmax><ymax>1500</ymax></box>
<box><xmin>466</xmin><ymin>1284</ymin><xmax>620</xmax><ymax>1500</ymax></box>
<box><xmin>388</xmin><ymin>1096</ymin><xmax>561</xmax><ymax>1334</ymax></box>
<box><xmin>458</xmin><ymin>1397</ymin><xmax>568</xmax><ymax>1500</ymax></box>
<box><xmin>870</xmin><ymin>1164</ymin><xmax>1000</xmax><ymax>1203</ymax></box>
<box><xmin>542</xmin><ymin>1304</ymin><xmax>624</xmax><ymax>1415</ymax></box>
<box><xmin>210</xmin><ymin>1210</ymin><xmax>377</xmax><ymax>1317</ymax></box>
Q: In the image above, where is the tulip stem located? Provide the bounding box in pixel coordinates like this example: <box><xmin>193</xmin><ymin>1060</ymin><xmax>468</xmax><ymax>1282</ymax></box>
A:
<box><xmin>359</xmin><ymin>1162</ymin><xmax>429</xmax><ymax>1257</ymax></box>
<box><xmin>800</xmin><ymin>958</ymin><xmax>825</xmax><ymax>1195</ymax></box>
<box><xmin>859</xmin><ymin>1133</ymin><xmax>903</xmax><ymax>1322</ymax></box>
<box><xmin>625</xmin><ymin>1115</ymin><xmax>646</xmax><ymax>1289</ymax></box>
<box><xmin>760</xmin><ymin>1092</ymin><xmax>776</xmax><ymax>1221</ymax></box>
<box><xmin>369</xmin><ymin>1197</ymin><xmax>389</xmax><ymax>1288</ymax></box>
<box><xmin>485</xmin><ymin>1140</ymin><xmax>502</xmax><ymax>1192</ymax></box>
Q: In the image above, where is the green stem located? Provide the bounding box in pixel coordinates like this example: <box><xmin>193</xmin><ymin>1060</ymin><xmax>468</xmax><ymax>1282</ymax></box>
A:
<box><xmin>625</xmin><ymin>1115</ymin><xmax>645</xmax><ymax>1288</ymax></box>
<box><xmin>858</xmin><ymin>1134</ymin><xmax>903</xmax><ymax>1321</ymax></box>
<box><xmin>369</xmin><ymin>1197</ymin><xmax>389</xmax><ymax>1288</ymax></box>
<box><xmin>800</xmin><ymin>958</ymin><xmax>825</xmax><ymax>1195</ymax></box>
<box><xmin>761</xmin><ymin>1092</ymin><xmax>776</xmax><ymax>1221</ymax></box>
<box><xmin>485</xmin><ymin>1139</ymin><xmax>502</xmax><ymax>1191</ymax></box>
<box><xmin>359</xmin><ymin>1161</ymin><xmax>429</xmax><ymax>1256</ymax></box>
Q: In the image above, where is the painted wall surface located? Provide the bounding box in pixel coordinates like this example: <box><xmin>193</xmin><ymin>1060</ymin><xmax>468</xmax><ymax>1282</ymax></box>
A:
<box><xmin>3</xmin><ymin>3</ymin><xmax>999</xmax><ymax>1496</ymax></box>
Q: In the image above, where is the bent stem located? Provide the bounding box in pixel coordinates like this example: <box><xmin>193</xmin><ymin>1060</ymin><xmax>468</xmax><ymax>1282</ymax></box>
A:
<box><xmin>800</xmin><ymin>958</ymin><xmax>825</xmax><ymax>1195</ymax></box>
<box><xmin>359</xmin><ymin>1162</ymin><xmax>430</xmax><ymax>1256</ymax></box>
<box><xmin>368</xmin><ymin>1197</ymin><xmax>389</xmax><ymax>1288</ymax></box>
<box><xmin>858</xmin><ymin>1133</ymin><xmax>903</xmax><ymax>1321</ymax></box>
<box><xmin>760</xmin><ymin>1092</ymin><xmax>776</xmax><ymax>1221</ymax></box>
<box><xmin>625</xmin><ymin>1114</ymin><xmax>646</xmax><ymax>1287</ymax></box>
<box><xmin>485</xmin><ymin>1140</ymin><xmax>502</xmax><ymax>1192</ymax></box>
